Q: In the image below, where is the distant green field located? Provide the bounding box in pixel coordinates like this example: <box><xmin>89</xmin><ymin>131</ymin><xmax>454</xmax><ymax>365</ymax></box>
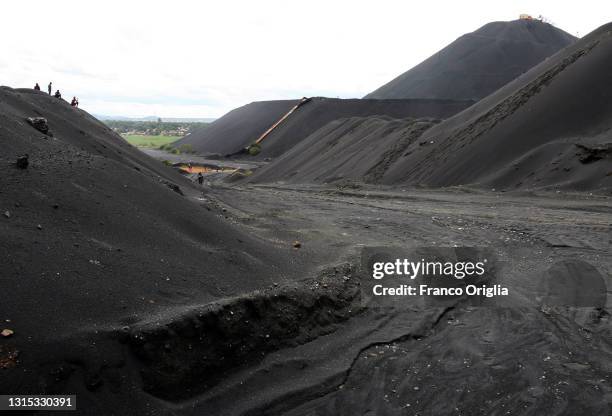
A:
<box><xmin>122</xmin><ymin>134</ymin><xmax>179</xmax><ymax>148</ymax></box>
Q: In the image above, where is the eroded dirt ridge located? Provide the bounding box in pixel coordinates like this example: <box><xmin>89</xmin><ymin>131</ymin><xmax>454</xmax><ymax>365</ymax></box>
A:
<box><xmin>128</xmin><ymin>264</ymin><xmax>360</xmax><ymax>400</ymax></box>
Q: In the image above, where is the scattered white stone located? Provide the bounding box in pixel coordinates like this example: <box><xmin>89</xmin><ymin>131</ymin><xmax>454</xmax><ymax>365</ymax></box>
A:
<box><xmin>1</xmin><ymin>328</ymin><xmax>14</xmax><ymax>337</ymax></box>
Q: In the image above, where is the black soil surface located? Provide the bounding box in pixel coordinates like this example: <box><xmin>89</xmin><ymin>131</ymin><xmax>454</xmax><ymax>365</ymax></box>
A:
<box><xmin>365</xmin><ymin>19</ymin><xmax>576</xmax><ymax>101</ymax></box>
<box><xmin>1</xmin><ymin>86</ymin><xmax>611</xmax><ymax>415</ymax></box>
<box><xmin>0</xmin><ymin>87</ymin><xmax>329</xmax><ymax>413</ymax></box>
<box><xmin>252</xmin><ymin>23</ymin><xmax>612</xmax><ymax>192</ymax></box>
<box><xmin>183</xmin><ymin>183</ymin><xmax>612</xmax><ymax>416</ymax></box>
<box><xmin>174</xmin><ymin>97</ymin><xmax>473</xmax><ymax>158</ymax></box>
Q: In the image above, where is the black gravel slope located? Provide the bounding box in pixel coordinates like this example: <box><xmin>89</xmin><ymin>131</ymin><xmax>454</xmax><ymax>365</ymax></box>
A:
<box><xmin>174</xmin><ymin>97</ymin><xmax>473</xmax><ymax>158</ymax></box>
<box><xmin>249</xmin><ymin>116</ymin><xmax>437</xmax><ymax>184</ymax></box>
<box><xmin>365</xmin><ymin>19</ymin><xmax>576</xmax><ymax>101</ymax></box>
<box><xmin>175</xmin><ymin>99</ymin><xmax>300</xmax><ymax>157</ymax></box>
<box><xmin>381</xmin><ymin>22</ymin><xmax>612</xmax><ymax>191</ymax></box>
<box><xmin>252</xmin><ymin>23</ymin><xmax>611</xmax><ymax>192</ymax></box>
<box><xmin>0</xmin><ymin>87</ymin><xmax>316</xmax><ymax>413</ymax></box>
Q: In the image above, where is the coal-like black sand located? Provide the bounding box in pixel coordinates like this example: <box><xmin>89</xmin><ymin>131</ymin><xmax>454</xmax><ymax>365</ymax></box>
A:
<box><xmin>366</xmin><ymin>19</ymin><xmax>576</xmax><ymax>101</ymax></box>
<box><xmin>171</xmin><ymin>183</ymin><xmax>612</xmax><ymax>415</ymax></box>
<box><xmin>250</xmin><ymin>116</ymin><xmax>437</xmax><ymax>184</ymax></box>
<box><xmin>174</xmin><ymin>97</ymin><xmax>473</xmax><ymax>158</ymax></box>
<box><xmin>1</xmin><ymin>86</ymin><xmax>611</xmax><ymax>415</ymax></box>
<box><xmin>0</xmin><ymin>87</ymin><xmax>329</xmax><ymax>413</ymax></box>
<box><xmin>381</xmin><ymin>22</ymin><xmax>612</xmax><ymax>191</ymax></box>
<box><xmin>175</xmin><ymin>99</ymin><xmax>300</xmax><ymax>157</ymax></box>
<box><xmin>1</xmin><ymin>22</ymin><xmax>612</xmax><ymax>416</ymax></box>
<box><xmin>251</xmin><ymin>23</ymin><xmax>612</xmax><ymax>192</ymax></box>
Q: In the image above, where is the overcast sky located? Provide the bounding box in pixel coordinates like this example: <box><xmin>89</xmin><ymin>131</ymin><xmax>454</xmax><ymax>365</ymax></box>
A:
<box><xmin>2</xmin><ymin>1</ymin><xmax>610</xmax><ymax>118</ymax></box>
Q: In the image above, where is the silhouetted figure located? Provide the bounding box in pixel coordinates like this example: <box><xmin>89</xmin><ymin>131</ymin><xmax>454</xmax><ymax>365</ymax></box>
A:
<box><xmin>34</xmin><ymin>83</ymin><xmax>40</xmax><ymax>91</ymax></box>
<box><xmin>71</xmin><ymin>97</ymin><xmax>78</xmax><ymax>107</ymax></box>
<box><xmin>197</xmin><ymin>172</ymin><xmax>204</xmax><ymax>185</ymax></box>
<box><xmin>54</xmin><ymin>90</ymin><xmax>62</xmax><ymax>99</ymax></box>
<box><xmin>48</xmin><ymin>82</ymin><xmax>52</xmax><ymax>95</ymax></box>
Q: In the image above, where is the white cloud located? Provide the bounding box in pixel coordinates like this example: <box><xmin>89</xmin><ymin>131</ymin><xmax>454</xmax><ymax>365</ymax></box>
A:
<box><xmin>3</xmin><ymin>0</ymin><xmax>610</xmax><ymax>117</ymax></box>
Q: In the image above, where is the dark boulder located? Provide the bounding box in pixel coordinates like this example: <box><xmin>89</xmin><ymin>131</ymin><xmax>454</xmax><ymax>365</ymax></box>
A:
<box><xmin>16</xmin><ymin>154</ymin><xmax>29</xmax><ymax>169</ymax></box>
<box><xmin>26</xmin><ymin>117</ymin><xmax>49</xmax><ymax>134</ymax></box>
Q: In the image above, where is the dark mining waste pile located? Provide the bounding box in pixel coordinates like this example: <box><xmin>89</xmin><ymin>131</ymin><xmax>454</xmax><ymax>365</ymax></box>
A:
<box><xmin>2</xmin><ymin>22</ymin><xmax>611</xmax><ymax>416</ymax></box>
<box><xmin>0</xmin><ymin>87</ymin><xmax>334</xmax><ymax>413</ymax></box>
<box><xmin>175</xmin><ymin>99</ymin><xmax>300</xmax><ymax>157</ymax></box>
<box><xmin>249</xmin><ymin>116</ymin><xmax>437</xmax><ymax>184</ymax></box>
<box><xmin>252</xmin><ymin>22</ymin><xmax>612</xmax><ymax>192</ymax></box>
<box><xmin>180</xmin><ymin>20</ymin><xmax>575</xmax><ymax>162</ymax></box>
<box><xmin>174</xmin><ymin>97</ymin><xmax>473</xmax><ymax>158</ymax></box>
<box><xmin>365</xmin><ymin>19</ymin><xmax>576</xmax><ymax>101</ymax></box>
<box><xmin>381</xmin><ymin>21</ymin><xmax>612</xmax><ymax>191</ymax></box>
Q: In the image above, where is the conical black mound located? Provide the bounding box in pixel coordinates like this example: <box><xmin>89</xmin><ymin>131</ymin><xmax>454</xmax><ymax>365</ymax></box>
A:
<box><xmin>365</xmin><ymin>19</ymin><xmax>576</xmax><ymax>101</ymax></box>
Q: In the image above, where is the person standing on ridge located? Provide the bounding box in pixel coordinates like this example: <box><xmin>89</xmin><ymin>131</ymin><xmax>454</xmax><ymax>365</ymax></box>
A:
<box><xmin>34</xmin><ymin>83</ymin><xmax>40</xmax><ymax>91</ymax></box>
<box><xmin>197</xmin><ymin>172</ymin><xmax>204</xmax><ymax>186</ymax></box>
<box><xmin>48</xmin><ymin>82</ymin><xmax>52</xmax><ymax>95</ymax></box>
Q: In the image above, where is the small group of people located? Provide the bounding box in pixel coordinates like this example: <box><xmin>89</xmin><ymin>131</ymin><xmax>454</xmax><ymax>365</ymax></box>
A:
<box><xmin>33</xmin><ymin>82</ymin><xmax>53</xmax><ymax>95</ymax></box>
<box><xmin>34</xmin><ymin>82</ymin><xmax>79</xmax><ymax>108</ymax></box>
